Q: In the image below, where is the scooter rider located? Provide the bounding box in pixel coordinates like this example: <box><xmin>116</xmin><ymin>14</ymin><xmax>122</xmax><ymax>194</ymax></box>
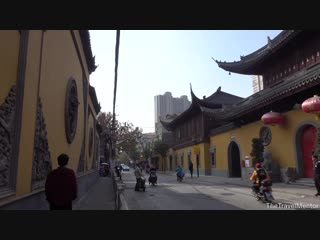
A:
<box><xmin>250</xmin><ymin>163</ymin><xmax>270</xmax><ymax>194</ymax></box>
<box><xmin>175</xmin><ymin>165</ymin><xmax>184</xmax><ymax>181</ymax></box>
<box><xmin>149</xmin><ymin>165</ymin><xmax>157</xmax><ymax>184</ymax></box>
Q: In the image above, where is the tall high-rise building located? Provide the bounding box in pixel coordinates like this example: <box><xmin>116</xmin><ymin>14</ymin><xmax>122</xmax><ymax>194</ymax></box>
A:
<box><xmin>154</xmin><ymin>92</ymin><xmax>191</xmax><ymax>139</ymax></box>
<box><xmin>154</xmin><ymin>92</ymin><xmax>191</xmax><ymax>124</ymax></box>
<box><xmin>252</xmin><ymin>75</ymin><xmax>263</xmax><ymax>93</ymax></box>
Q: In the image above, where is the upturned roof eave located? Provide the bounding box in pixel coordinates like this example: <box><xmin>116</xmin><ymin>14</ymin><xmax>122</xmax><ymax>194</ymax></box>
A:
<box><xmin>214</xmin><ymin>30</ymin><xmax>302</xmax><ymax>74</ymax></box>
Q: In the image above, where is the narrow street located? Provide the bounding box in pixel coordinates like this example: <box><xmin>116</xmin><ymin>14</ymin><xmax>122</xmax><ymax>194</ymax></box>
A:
<box><xmin>120</xmin><ymin>170</ymin><xmax>320</xmax><ymax>210</ymax></box>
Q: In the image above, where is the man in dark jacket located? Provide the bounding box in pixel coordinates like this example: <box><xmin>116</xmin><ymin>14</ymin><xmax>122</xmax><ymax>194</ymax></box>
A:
<box><xmin>45</xmin><ymin>153</ymin><xmax>78</xmax><ymax>210</ymax></box>
<box><xmin>189</xmin><ymin>161</ymin><xmax>194</xmax><ymax>178</ymax></box>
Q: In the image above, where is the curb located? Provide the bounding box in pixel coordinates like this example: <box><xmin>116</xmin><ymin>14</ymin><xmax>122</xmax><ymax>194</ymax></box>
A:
<box><xmin>119</xmin><ymin>192</ymin><xmax>128</xmax><ymax>210</ymax></box>
<box><xmin>116</xmin><ymin>181</ymin><xmax>128</xmax><ymax>210</ymax></box>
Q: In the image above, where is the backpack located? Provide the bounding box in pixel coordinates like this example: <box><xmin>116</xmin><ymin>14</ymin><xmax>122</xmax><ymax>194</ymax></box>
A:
<box><xmin>256</xmin><ymin>168</ymin><xmax>267</xmax><ymax>183</ymax></box>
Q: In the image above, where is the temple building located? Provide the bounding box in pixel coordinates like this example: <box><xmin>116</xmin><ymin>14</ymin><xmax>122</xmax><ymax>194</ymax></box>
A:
<box><xmin>0</xmin><ymin>30</ymin><xmax>101</xmax><ymax>209</ymax></box>
<box><xmin>161</xmin><ymin>30</ymin><xmax>320</xmax><ymax>182</ymax></box>
<box><xmin>160</xmin><ymin>85</ymin><xmax>243</xmax><ymax>175</ymax></box>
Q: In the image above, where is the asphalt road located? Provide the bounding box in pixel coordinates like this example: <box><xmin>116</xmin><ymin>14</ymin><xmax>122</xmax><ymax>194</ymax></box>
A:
<box><xmin>120</xmin><ymin>170</ymin><xmax>305</xmax><ymax>210</ymax></box>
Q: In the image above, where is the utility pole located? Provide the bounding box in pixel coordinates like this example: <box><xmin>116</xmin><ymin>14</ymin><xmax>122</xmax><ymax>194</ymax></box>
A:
<box><xmin>111</xmin><ymin>30</ymin><xmax>120</xmax><ymax>169</ymax></box>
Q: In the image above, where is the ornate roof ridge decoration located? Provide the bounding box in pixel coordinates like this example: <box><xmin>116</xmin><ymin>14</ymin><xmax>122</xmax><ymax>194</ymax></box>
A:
<box><xmin>212</xmin><ymin>63</ymin><xmax>320</xmax><ymax>121</ymax></box>
<box><xmin>89</xmin><ymin>85</ymin><xmax>101</xmax><ymax>114</ymax></box>
<box><xmin>213</xmin><ymin>30</ymin><xmax>302</xmax><ymax>74</ymax></box>
<box><xmin>161</xmin><ymin>84</ymin><xmax>243</xmax><ymax>130</ymax></box>
<box><xmin>160</xmin><ymin>85</ymin><xmax>224</xmax><ymax>130</ymax></box>
<box><xmin>79</xmin><ymin>30</ymin><xmax>98</xmax><ymax>74</ymax></box>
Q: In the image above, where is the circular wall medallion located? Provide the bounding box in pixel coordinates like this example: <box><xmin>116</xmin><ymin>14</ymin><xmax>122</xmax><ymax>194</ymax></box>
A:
<box><xmin>259</xmin><ymin>126</ymin><xmax>272</xmax><ymax>146</ymax></box>
<box><xmin>65</xmin><ymin>78</ymin><xmax>79</xmax><ymax>144</ymax></box>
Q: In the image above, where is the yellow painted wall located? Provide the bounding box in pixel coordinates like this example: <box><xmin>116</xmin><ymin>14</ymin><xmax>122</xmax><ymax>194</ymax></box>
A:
<box><xmin>0</xmin><ymin>30</ymin><xmax>20</xmax><ymax>103</ymax></box>
<box><xmin>73</xmin><ymin>31</ymin><xmax>90</xmax><ymax>78</ymax></box>
<box><xmin>0</xmin><ymin>30</ymin><xmax>95</xmax><ymax>202</ymax></box>
<box><xmin>210</xmin><ymin>109</ymin><xmax>318</xmax><ymax>171</ymax></box>
<box><xmin>38</xmin><ymin>30</ymin><xmax>87</xmax><ymax>172</ymax></box>
<box><xmin>203</xmin><ymin>142</ymin><xmax>211</xmax><ymax>170</ymax></box>
<box><xmin>86</xmin><ymin>102</ymin><xmax>96</xmax><ymax>171</ymax></box>
<box><xmin>168</xmin><ymin>143</ymin><xmax>209</xmax><ymax>172</ymax></box>
<box><xmin>16</xmin><ymin>31</ymin><xmax>43</xmax><ymax>196</ymax></box>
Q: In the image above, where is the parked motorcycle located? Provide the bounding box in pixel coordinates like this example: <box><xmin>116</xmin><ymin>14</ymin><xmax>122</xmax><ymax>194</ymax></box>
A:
<box><xmin>252</xmin><ymin>179</ymin><xmax>275</xmax><ymax>203</ymax></box>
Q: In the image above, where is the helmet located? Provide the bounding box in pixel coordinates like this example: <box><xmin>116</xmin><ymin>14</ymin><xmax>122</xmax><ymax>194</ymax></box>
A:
<box><xmin>255</xmin><ymin>163</ymin><xmax>261</xmax><ymax>168</ymax></box>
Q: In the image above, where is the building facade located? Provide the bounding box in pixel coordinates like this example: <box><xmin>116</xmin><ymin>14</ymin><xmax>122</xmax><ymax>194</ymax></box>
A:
<box><xmin>252</xmin><ymin>75</ymin><xmax>263</xmax><ymax>93</ymax></box>
<box><xmin>160</xmin><ymin>86</ymin><xmax>243</xmax><ymax>173</ymax></box>
<box><xmin>161</xmin><ymin>30</ymin><xmax>320</xmax><ymax>183</ymax></box>
<box><xmin>210</xmin><ymin>30</ymin><xmax>320</xmax><ymax>181</ymax></box>
<box><xmin>154</xmin><ymin>92</ymin><xmax>191</xmax><ymax>139</ymax></box>
<box><xmin>0</xmin><ymin>30</ymin><xmax>101</xmax><ymax>209</ymax></box>
<box><xmin>140</xmin><ymin>132</ymin><xmax>157</xmax><ymax>150</ymax></box>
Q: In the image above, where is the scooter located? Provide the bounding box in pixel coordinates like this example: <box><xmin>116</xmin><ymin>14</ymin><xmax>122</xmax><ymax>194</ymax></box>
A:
<box><xmin>149</xmin><ymin>172</ymin><xmax>157</xmax><ymax>186</ymax></box>
<box><xmin>135</xmin><ymin>177</ymin><xmax>146</xmax><ymax>192</ymax></box>
<box><xmin>252</xmin><ymin>179</ymin><xmax>275</xmax><ymax>203</ymax></box>
<box><xmin>177</xmin><ymin>172</ymin><xmax>185</xmax><ymax>182</ymax></box>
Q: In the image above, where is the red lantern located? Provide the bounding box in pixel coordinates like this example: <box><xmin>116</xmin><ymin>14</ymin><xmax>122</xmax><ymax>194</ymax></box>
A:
<box><xmin>302</xmin><ymin>95</ymin><xmax>320</xmax><ymax>113</ymax></box>
<box><xmin>261</xmin><ymin>111</ymin><xmax>285</xmax><ymax>125</ymax></box>
<box><xmin>302</xmin><ymin>95</ymin><xmax>320</xmax><ymax>120</ymax></box>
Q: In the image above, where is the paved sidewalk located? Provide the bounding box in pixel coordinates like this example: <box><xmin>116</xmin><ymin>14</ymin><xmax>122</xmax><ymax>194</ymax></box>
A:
<box><xmin>73</xmin><ymin>176</ymin><xmax>115</xmax><ymax>210</ymax></box>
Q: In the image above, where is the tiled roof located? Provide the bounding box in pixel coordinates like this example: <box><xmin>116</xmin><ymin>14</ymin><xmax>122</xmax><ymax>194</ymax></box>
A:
<box><xmin>214</xmin><ymin>30</ymin><xmax>302</xmax><ymax>74</ymax></box>
<box><xmin>160</xmin><ymin>86</ymin><xmax>242</xmax><ymax>130</ymax></box>
<box><xmin>209</xmin><ymin>63</ymin><xmax>320</xmax><ymax>121</ymax></box>
<box><xmin>89</xmin><ymin>85</ymin><xmax>101</xmax><ymax>114</ymax></box>
<box><xmin>79</xmin><ymin>30</ymin><xmax>97</xmax><ymax>74</ymax></box>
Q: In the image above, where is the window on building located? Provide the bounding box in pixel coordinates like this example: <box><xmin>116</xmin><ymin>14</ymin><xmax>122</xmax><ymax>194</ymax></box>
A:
<box><xmin>211</xmin><ymin>152</ymin><xmax>216</xmax><ymax>167</ymax></box>
<box><xmin>180</xmin><ymin>155</ymin><xmax>184</xmax><ymax>167</ymax></box>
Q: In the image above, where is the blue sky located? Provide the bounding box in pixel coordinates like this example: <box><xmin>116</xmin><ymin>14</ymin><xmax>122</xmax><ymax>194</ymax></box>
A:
<box><xmin>89</xmin><ymin>30</ymin><xmax>281</xmax><ymax>133</ymax></box>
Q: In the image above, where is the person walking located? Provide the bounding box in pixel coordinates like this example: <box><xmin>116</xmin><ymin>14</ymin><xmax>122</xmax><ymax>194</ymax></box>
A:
<box><xmin>45</xmin><ymin>153</ymin><xmax>78</xmax><ymax>210</ymax></box>
<box><xmin>313</xmin><ymin>155</ymin><xmax>320</xmax><ymax>197</ymax></box>
<box><xmin>134</xmin><ymin>163</ymin><xmax>143</xmax><ymax>191</ymax></box>
<box><xmin>189</xmin><ymin>161</ymin><xmax>194</xmax><ymax>178</ymax></box>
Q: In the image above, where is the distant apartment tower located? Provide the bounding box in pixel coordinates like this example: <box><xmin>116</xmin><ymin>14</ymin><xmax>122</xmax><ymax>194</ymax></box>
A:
<box><xmin>252</xmin><ymin>75</ymin><xmax>263</xmax><ymax>93</ymax></box>
<box><xmin>154</xmin><ymin>92</ymin><xmax>190</xmax><ymax>123</ymax></box>
<box><xmin>154</xmin><ymin>92</ymin><xmax>191</xmax><ymax>139</ymax></box>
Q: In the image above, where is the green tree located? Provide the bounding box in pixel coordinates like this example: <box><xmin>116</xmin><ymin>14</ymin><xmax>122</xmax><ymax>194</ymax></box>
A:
<box><xmin>128</xmin><ymin>147</ymin><xmax>141</xmax><ymax>162</ymax></box>
<box><xmin>250</xmin><ymin>138</ymin><xmax>264</xmax><ymax>167</ymax></box>
<box><xmin>97</xmin><ymin>111</ymin><xmax>143</xmax><ymax>160</ymax></box>
<box><xmin>153</xmin><ymin>140</ymin><xmax>169</xmax><ymax>171</ymax></box>
<box><xmin>142</xmin><ymin>144</ymin><xmax>153</xmax><ymax>162</ymax></box>
<box><xmin>97</xmin><ymin>112</ymin><xmax>119</xmax><ymax>161</ymax></box>
<box><xmin>118</xmin><ymin>151</ymin><xmax>130</xmax><ymax>164</ymax></box>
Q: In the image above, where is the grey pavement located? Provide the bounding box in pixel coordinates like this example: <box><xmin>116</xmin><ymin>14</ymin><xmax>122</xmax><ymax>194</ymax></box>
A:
<box><xmin>159</xmin><ymin>171</ymin><xmax>320</xmax><ymax>208</ymax></box>
<box><xmin>73</xmin><ymin>176</ymin><xmax>115</xmax><ymax>210</ymax></box>
<box><xmin>158</xmin><ymin>171</ymin><xmax>319</xmax><ymax>198</ymax></box>
<box><xmin>73</xmin><ymin>171</ymin><xmax>320</xmax><ymax>210</ymax></box>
